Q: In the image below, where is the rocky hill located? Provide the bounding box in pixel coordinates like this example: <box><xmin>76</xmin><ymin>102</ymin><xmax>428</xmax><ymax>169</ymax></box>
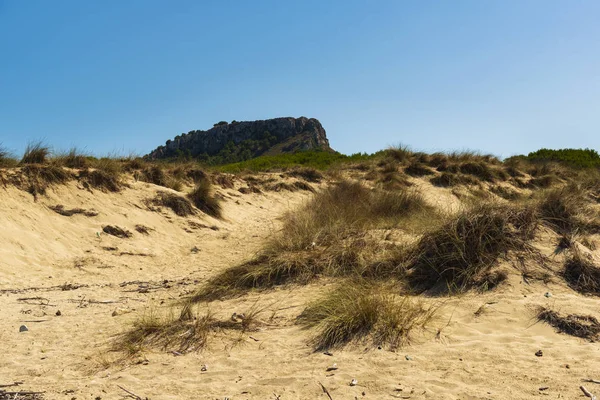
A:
<box><xmin>146</xmin><ymin>117</ymin><xmax>333</xmax><ymax>163</ymax></box>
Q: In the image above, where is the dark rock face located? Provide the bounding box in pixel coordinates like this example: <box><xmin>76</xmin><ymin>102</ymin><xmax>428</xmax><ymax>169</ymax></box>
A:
<box><xmin>146</xmin><ymin>117</ymin><xmax>332</xmax><ymax>160</ymax></box>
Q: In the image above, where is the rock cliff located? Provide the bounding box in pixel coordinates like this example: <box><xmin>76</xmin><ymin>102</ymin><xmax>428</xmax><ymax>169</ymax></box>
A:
<box><xmin>146</xmin><ymin>117</ymin><xmax>332</xmax><ymax>161</ymax></box>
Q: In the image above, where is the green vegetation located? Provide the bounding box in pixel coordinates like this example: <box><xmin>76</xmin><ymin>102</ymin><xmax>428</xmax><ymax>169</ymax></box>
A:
<box><xmin>525</xmin><ymin>148</ymin><xmax>600</xmax><ymax>168</ymax></box>
<box><xmin>217</xmin><ymin>150</ymin><xmax>376</xmax><ymax>172</ymax></box>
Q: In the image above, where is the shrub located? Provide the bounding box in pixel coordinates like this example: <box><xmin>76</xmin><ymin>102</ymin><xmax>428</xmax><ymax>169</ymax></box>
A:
<box><xmin>526</xmin><ymin>148</ymin><xmax>600</xmax><ymax>169</ymax></box>
<box><xmin>297</xmin><ymin>282</ymin><xmax>435</xmax><ymax>350</ymax></box>
<box><xmin>21</xmin><ymin>141</ymin><xmax>50</xmax><ymax>164</ymax></box>
<box><xmin>188</xmin><ymin>180</ymin><xmax>222</xmax><ymax>218</ymax></box>
<box><xmin>407</xmin><ymin>203</ymin><xmax>538</xmax><ymax>293</ymax></box>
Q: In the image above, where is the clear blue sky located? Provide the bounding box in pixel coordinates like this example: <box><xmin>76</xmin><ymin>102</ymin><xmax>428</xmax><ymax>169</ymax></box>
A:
<box><xmin>1</xmin><ymin>1</ymin><xmax>599</xmax><ymax>158</ymax></box>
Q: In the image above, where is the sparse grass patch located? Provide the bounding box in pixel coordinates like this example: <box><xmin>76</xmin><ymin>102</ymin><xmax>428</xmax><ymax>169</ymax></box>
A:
<box><xmin>537</xmin><ymin>307</ymin><xmax>600</xmax><ymax>341</ymax></box>
<box><xmin>115</xmin><ymin>303</ymin><xmax>264</xmax><ymax>355</ymax></box>
<box><xmin>407</xmin><ymin>203</ymin><xmax>538</xmax><ymax>293</ymax></box>
<box><xmin>188</xmin><ymin>180</ymin><xmax>222</xmax><ymax>218</ymax></box>
<box><xmin>150</xmin><ymin>191</ymin><xmax>195</xmax><ymax>217</ymax></box>
<box><xmin>297</xmin><ymin>282</ymin><xmax>435</xmax><ymax>350</ymax></box>
<box><xmin>21</xmin><ymin>164</ymin><xmax>73</xmax><ymax>199</ymax></box>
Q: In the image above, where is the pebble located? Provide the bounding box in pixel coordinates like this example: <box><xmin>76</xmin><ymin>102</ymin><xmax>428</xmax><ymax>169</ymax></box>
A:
<box><xmin>544</xmin><ymin>292</ymin><xmax>552</xmax><ymax>298</ymax></box>
<box><xmin>535</xmin><ymin>350</ymin><xmax>543</xmax><ymax>357</ymax></box>
<box><xmin>56</xmin><ymin>310</ymin><xmax>62</xmax><ymax>316</ymax></box>
<box><xmin>19</xmin><ymin>325</ymin><xmax>28</xmax><ymax>332</ymax></box>
<box><xmin>350</xmin><ymin>379</ymin><xmax>358</xmax><ymax>386</ymax></box>
<box><xmin>405</xmin><ymin>355</ymin><xmax>413</xmax><ymax>361</ymax></box>
<box><xmin>201</xmin><ymin>364</ymin><xmax>208</xmax><ymax>372</ymax></box>
<box><xmin>326</xmin><ymin>363</ymin><xmax>338</xmax><ymax>371</ymax></box>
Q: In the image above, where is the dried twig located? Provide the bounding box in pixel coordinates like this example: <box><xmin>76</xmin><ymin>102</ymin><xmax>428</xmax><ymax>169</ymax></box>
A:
<box><xmin>117</xmin><ymin>385</ymin><xmax>144</xmax><ymax>400</ymax></box>
<box><xmin>584</xmin><ymin>379</ymin><xmax>600</xmax><ymax>385</ymax></box>
<box><xmin>581</xmin><ymin>385</ymin><xmax>597</xmax><ymax>400</ymax></box>
<box><xmin>318</xmin><ymin>381</ymin><xmax>334</xmax><ymax>400</ymax></box>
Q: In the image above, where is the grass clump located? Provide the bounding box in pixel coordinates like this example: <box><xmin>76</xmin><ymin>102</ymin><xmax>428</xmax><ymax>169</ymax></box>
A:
<box><xmin>537</xmin><ymin>307</ymin><xmax>600</xmax><ymax>341</ymax></box>
<box><xmin>53</xmin><ymin>148</ymin><xmax>89</xmax><ymax>169</ymax></box>
<box><xmin>563</xmin><ymin>250</ymin><xmax>600</xmax><ymax>295</ymax></box>
<box><xmin>20</xmin><ymin>141</ymin><xmax>50</xmax><ymax>164</ymax></box>
<box><xmin>430</xmin><ymin>172</ymin><xmax>479</xmax><ymax>187</ymax></box>
<box><xmin>536</xmin><ymin>184</ymin><xmax>600</xmax><ymax>234</ymax></box>
<box><xmin>139</xmin><ymin>165</ymin><xmax>183</xmax><ymax>191</ymax></box>
<box><xmin>286</xmin><ymin>167</ymin><xmax>323</xmax><ymax>183</ymax></box>
<box><xmin>404</xmin><ymin>162</ymin><xmax>435</xmax><ymax>177</ymax></box>
<box><xmin>0</xmin><ymin>145</ymin><xmax>18</xmax><ymax>167</ymax></box>
<box><xmin>151</xmin><ymin>191</ymin><xmax>195</xmax><ymax>217</ymax></box>
<box><xmin>193</xmin><ymin>181</ymin><xmax>431</xmax><ymax>301</ymax></box>
<box><xmin>21</xmin><ymin>164</ymin><xmax>73</xmax><ymax>199</ymax></box>
<box><xmin>407</xmin><ymin>203</ymin><xmax>538</xmax><ymax>293</ymax></box>
<box><xmin>79</xmin><ymin>169</ymin><xmax>121</xmax><ymax>192</ymax></box>
<box><xmin>188</xmin><ymin>180</ymin><xmax>222</xmax><ymax>218</ymax></box>
<box><xmin>103</xmin><ymin>225</ymin><xmax>133</xmax><ymax>238</ymax></box>
<box><xmin>297</xmin><ymin>282</ymin><xmax>435</xmax><ymax>350</ymax></box>
<box><xmin>115</xmin><ymin>304</ymin><xmax>263</xmax><ymax>355</ymax></box>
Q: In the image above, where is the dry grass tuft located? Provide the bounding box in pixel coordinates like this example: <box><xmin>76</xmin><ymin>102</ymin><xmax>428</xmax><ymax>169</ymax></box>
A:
<box><xmin>139</xmin><ymin>165</ymin><xmax>183</xmax><ymax>191</ymax></box>
<box><xmin>20</xmin><ymin>164</ymin><xmax>73</xmax><ymax>199</ymax></box>
<box><xmin>536</xmin><ymin>184</ymin><xmax>600</xmax><ymax>234</ymax></box>
<box><xmin>287</xmin><ymin>167</ymin><xmax>323</xmax><ymax>183</ymax></box>
<box><xmin>103</xmin><ymin>225</ymin><xmax>133</xmax><ymax>238</ymax></box>
<box><xmin>50</xmin><ymin>205</ymin><xmax>98</xmax><ymax>217</ymax></box>
<box><xmin>115</xmin><ymin>304</ymin><xmax>264</xmax><ymax>355</ymax></box>
<box><xmin>537</xmin><ymin>307</ymin><xmax>600</xmax><ymax>341</ymax></box>
<box><xmin>151</xmin><ymin>191</ymin><xmax>195</xmax><ymax>217</ymax></box>
<box><xmin>404</xmin><ymin>162</ymin><xmax>435</xmax><ymax>177</ymax></box>
<box><xmin>0</xmin><ymin>145</ymin><xmax>18</xmax><ymax>167</ymax></box>
<box><xmin>20</xmin><ymin>141</ymin><xmax>50</xmax><ymax>165</ymax></box>
<box><xmin>563</xmin><ymin>250</ymin><xmax>600</xmax><ymax>295</ymax></box>
<box><xmin>79</xmin><ymin>169</ymin><xmax>121</xmax><ymax>192</ymax></box>
<box><xmin>188</xmin><ymin>180</ymin><xmax>222</xmax><ymax>218</ymax></box>
<box><xmin>407</xmin><ymin>203</ymin><xmax>538</xmax><ymax>293</ymax></box>
<box><xmin>430</xmin><ymin>172</ymin><xmax>479</xmax><ymax>187</ymax></box>
<box><xmin>53</xmin><ymin>148</ymin><xmax>89</xmax><ymax>169</ymax></box>
<box><xmin>297</xmin><ymin>282</ymin><xmax>435</xmax><ymax>350</ymax></box>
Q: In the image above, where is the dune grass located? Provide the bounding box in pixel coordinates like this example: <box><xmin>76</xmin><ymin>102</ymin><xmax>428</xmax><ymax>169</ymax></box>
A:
<box><xmin>536</xmin><ymin>184</ymin><xmax>600</xmax><ymax>234</ymax></box>
<box><xmin>297</xmin><ymin>281</ymin><xmax>436</xmax><ymax>350</ymax></box>
<box><xmin>150</xmin><ymin>191</ymin><xmax>195</xmax><ymax>217</ymax></box>
<box><xmin>20</xmin><ymin>141</ymin><xmax>50</xmax><ymax>165</ymax></box>
<box><xmin>407</xmin><ymin>202</ymin><xmax>538</xmax><ymax>293</ymax></box>
<box><xmin>537</xmin><ymin>307</ymin><xmax>600</xmax><ymax>341</ymax></box>
<box><xmin>193</xmin><ymin>180</ymin><xmax>433</xmax><ymax>301</ymax></box>
<box><xmin>563</xmin><ymin>249</ymin><xmax>600</xmax><ymax>296</ymax></box>
<box><xmin>188</xmin><ymin>179</ymin><xmax>222</xmax><ymax>218</ymax></box>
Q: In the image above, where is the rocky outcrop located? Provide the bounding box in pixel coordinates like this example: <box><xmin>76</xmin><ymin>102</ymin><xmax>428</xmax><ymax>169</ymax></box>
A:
<box><xmin>146</xmin><ymin>117</ymin><xmax>332</xmax><ymax>160</ymax></box>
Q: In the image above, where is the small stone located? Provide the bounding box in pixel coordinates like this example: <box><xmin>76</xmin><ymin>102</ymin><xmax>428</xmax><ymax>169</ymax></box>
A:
<box><xmin>405</xmin><ymin>355</ymin><xmax>413</xmax><ymax>361</ymax></box>
<box><xmin>326</xmin><ymin>363</ymin><xmax>338</xmax><ymax>371</ymax></box>
<box><xmin>539</xmin><ymin>386</ymin><xmax>549</xmax><ymax>391</ymax></box>
<box><xmin>19</xmin><ymin>325</ymin><xmax>28</xmax><ymax>332</ymax></box>
<box><xmin>544</xmin><ymin>292</ymin><xmax>552</xmax><ymax>298</ymax></box>
<box><xmin>201</xmin><ymin>364</ymin><xmax>208</xmax><ymax>372</ymax></box>
<box><xmin>350</xmin><ymin>379</ymin><xmax>358</xmax><ymax>386</ymax></box>
<box><xmin>56</xmin><ymin>310</ymin><xmax>62</xmax><ymax>316</ymax></box>
<box><xmin>535</xmin><ymin>350</ymin><xmax>543</xmax><ymax>357</ymax></box>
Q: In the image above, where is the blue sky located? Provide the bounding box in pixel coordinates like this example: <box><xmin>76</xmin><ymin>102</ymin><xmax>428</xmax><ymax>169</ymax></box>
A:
<box><xmin>1</xmin><ymin>1</ymin><xmax>599</xmax><ymax>158</ymax></box>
